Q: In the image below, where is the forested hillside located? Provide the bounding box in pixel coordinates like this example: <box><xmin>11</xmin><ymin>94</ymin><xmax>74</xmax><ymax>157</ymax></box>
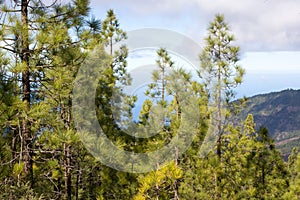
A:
<box><xmin>0</xmin><ymin>1</ymin><xmax>299</xmax><ymax>199</ymax></box>
<box><xmin>239</xmin><ymin>89</ymin><xmax>300</xmax><ymax>157</ymax></box>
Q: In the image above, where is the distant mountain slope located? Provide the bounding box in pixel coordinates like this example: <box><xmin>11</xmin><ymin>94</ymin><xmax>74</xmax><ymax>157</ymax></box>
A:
<box><xmin>239</xmin><ymin>89</ymin><xmax>300</xmax><ymax>157</ymax></box>
<box><xmin>243</xmin><ymin>89</ymin><xmax>300</xmax><ymax>135</ymax></box>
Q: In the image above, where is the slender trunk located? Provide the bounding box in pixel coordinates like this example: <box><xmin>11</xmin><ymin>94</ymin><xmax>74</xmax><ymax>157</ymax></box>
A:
<box><xmin>155</xmin><ymin>183</ymin><xmax>159</xmax><ymax>200</ymax></box>
<box><xmin>262</xmin><ymin>161</ymin><xmax>265</xmax><ymax>186</ymax></box>
<box><xmin>161</xmin><ymin>60</ymin><xmax>166</xmax><ymax>128</ymax></box>
<box><xmin>173</xmin><ymin>147</ymin><xmax>179</xmax><ymax>200</ymax></box>
<box><xmin>216</xmin><ymin>40</ymin><xmax>222</xmax><ymax>200</ymax></box>
<box><xmin>173</xmin><ymin>181</ymin><xmax>179</xmax><ymax>200</ymax></box>
<box><xmin>21</xmin><ymin>0</ymin><xmax>33</xmax><ymax>187</ymax></box>
<box><xmin>11</xmin><ymin>131</ymin><xmax>18</xmax><ymax>185</ymax></box>
<box><xmin>217</xmin><ymin>59</ymin><xmax>222</xmax><ymax>158</ymax></box>
<box><xmin>10</xmin><ymin>131</ymin><xmax>17</xmax><ymax>169</ymax></box>
<box><xmin>75</xmin><ymin>149</ymin><xmax>80</xmax><ymax>200</ymax></box>
<box><xmin>64</xmin><ymin>96</ymin><xmax>72</xmax><ymax>200</ymax></box>
<box><xmin>67</xmin><ymin>98</ymin><xmax>72</xmax><ymax>128</ymax></box>
<box><xmin>75</xmin><ymin>167</ymin><xmax>79</xmax><ymax>200</ymax></box>
<box><xmin>162</xmin><ymin>61</ymin><xmax>165</xmax><ymax>102</ymax></box>
<box><xmin>54</xmin><ymin>177</ymin><xmax>62</xmax><ymax>199</ymax></box>
<box><xmin>175</xmin><ymin>94</ymin><xmax>181</xmax><ymax>123</ymax></box>
<box><xmin>216</xmin><ymin>69</ymin><xmax>222</xmax><ymax>169</ymax></box>
<box><xmin>110</xmin><ymin>36</ymin><xmax>113</xmax><ymax>58</ymax></box>
<box><xmin>89</xmin><ymin>170</ymin><xmax>94</xmax><ymax>199</ymax></box>
<box><xmin>109</xmin><ymin>19</ymin><xmax>113</xmax><ymax>58</ymax></box>
<box><xmin>64</xmin><ymin>143</ymin><xmax>72</xmax><ymax>200</ymax></box>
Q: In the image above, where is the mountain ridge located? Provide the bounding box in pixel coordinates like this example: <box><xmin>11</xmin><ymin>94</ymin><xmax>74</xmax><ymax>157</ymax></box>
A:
<box><xmin>239</xmin><ymin>88</ymin><xmax>300</xmax><ymax>157</ymax></box>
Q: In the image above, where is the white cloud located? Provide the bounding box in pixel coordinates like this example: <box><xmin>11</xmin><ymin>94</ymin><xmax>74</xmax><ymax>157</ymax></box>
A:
<box><xmin>91</xmin><ymin>0</ymin><xmax>300</xmax><ymax>51</ymax></box>
<box><xmin>242</xmin><ymin>52</ymin><xmax>300</xmax><ymax>73</ymax></box>
<box><xmin>91</xmin><ymin>0</ymin><xmax>190</xmax><ymax>15</ymax></box>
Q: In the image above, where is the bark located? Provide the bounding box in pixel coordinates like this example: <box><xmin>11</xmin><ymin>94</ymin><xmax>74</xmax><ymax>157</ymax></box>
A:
<box><xmin>21</xmin><ymin>0</ymin><xmax>33</xmax><ymax>187</ymax></box>
<box><xmin>64</xmin><ymin>143</ymin><xmax>72</xmax><ymax>200</ymax></box>
<box><xmin>162</xmin><ymin>60</ymin><xmax>165</xmax><ymax>102</ymax></box>
<box><xmin>75</xmin><ymin>149</ymin><xmax>81</xmax><ymax>200</ymax></box>
<box><xmin>173</xmin><ymin>147</ymin><xmax>179</xmax><ymax>200</ymax></box>
<box><xmin>216</xmin><ymin>39</ymin><xmax>222</xmax><ymax>200</ymax></box>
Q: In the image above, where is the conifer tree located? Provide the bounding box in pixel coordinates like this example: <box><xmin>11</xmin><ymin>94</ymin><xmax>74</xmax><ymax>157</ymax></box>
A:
<box><xmin>219</xmin><ymin>118</ymin><xmax>288</xmax><ymax>199</ymax></box>
<box><xmin>199</xmin><ymin>14</ymin><xmax>245</xmax><ymax>157</ymax></box>
<box><xmin>136</xmin><ymin>49</ymin><xmax>206</xmax><ymax>200</ymax></box>
<box><xmin>284</xmin><ymin>152</ymin><xmax>300</xmax><ymax>199</ymax></box>
<box><xmin>101</xmin><ymin>9</ymin><xmax>127</xmax><ymax>57</ymax></box>
<box><xmin>0</xmin><ymin>4</ymin><xmax>296</xmax><ymax>199</ymax></box>
<box><xmin>0</xmin><ymin>0</ymin><xmax>99</xmax><ymax>199</ymax></box>
<box><xmin>198</xmin><ymin>14</ymin><xmax>245</xmax><ymax>199</ymax></box>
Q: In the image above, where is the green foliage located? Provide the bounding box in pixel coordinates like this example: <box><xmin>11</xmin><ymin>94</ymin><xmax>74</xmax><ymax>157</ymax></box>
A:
<box><xmin>139</xmin><ymin>99</ymin><xmax>153</xmax><ymax>125</ymax></box>
<box><xmin>0</xmin><ymin>182</ymin><xmax>44</xmax><ymax>200</ymax></box>
<box><xmin>0</xmin><ymin>5</ymin><xmax>296</xmax><ymax>200</ymax></box>
<box><xmin>284</xmin><ymin>153</ymin><xmax>300</xmax><ymax>199</ymax></box>
<box><xmin>101</xmin><ymin>9</ymin><xmax>127</xmax><ymax>55</ymax></box>
<box><xmin>179</xmin><ymin>115</ymin><xmax>288</xmax><ymax>199</ymax></box>
<box><xmin>145</xmin><ymin>48</ymin><xmax>174</xmax><ymax>104</ymax></box>
<box><xmin>197</xmin><ymin>13</ymin><xmax>245</xmax><ymax>199</ymax></box>
<box><xmin>134</xmin><ymin>161</ymin><xmax>182</xmax><ymax>200</ymax></box>
<box><xmin>199</xmin><ymin>14</ymin><xmax>245</xmax><ymax>104</ymax></box>
<box><xmin>220</xmin><ymin>120</ymin><xmax>288</xmax><ymax>199</ymax></box>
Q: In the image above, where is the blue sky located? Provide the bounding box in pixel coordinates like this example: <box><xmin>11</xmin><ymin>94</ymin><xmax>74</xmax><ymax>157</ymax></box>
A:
<box><xmin>89</xmin><ymin>0</ymin><xmax>300</xmax><ymax>97</ymax></box>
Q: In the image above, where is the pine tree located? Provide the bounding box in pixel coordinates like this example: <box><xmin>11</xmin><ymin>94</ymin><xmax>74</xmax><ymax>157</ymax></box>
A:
<box><xmin>198</xmin><ymin>14</ymin><xmax>245</xmax><ymax>199</ymax></box>
<box><xmin>89</xmin><ymin>9</ymin><xmax>139</xmax><ymax>200</ymax></box>
<box><xmin>101</xmin><ymin>9</ymin><xmax>127</xmax><ymax>57</ymax></box>
<box><xmin>198</xmin><ymin>14</ymin><xmax>245</xmax><ymax>157</ymax></box>
<box><xmin>136</xmin><ymin>49</ymin><xmax>207</xmax><ymax>200</ymax></box>
<box><xmin>220</xmin><ymin>118</ymin><xmax>288</xmax><ymax>199</ymax></box>
<box><xmin>284</xmin><ymin>152</ymin><xmax>300</xmax><ymax>199</ymax></box>
<box><xmin>1</xmin><ymin>4</ymin><xmax>295</xmax><ymax>199</ymax></box>
<box><xmin>146</xmin><ymin>48</ymin><xmax>174</xmax><ymax>105</ymax></box>
<box><xmin>0</xmin><ymin>0</ymin><xmax>101</xmax><ymax>199</ymax></box>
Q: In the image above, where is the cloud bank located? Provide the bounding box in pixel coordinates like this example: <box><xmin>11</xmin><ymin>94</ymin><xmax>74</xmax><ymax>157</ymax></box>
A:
<box><xmin>91</xmin><ymin>0</ymin><xmax>300</xmax><ymax>51</ymax></box>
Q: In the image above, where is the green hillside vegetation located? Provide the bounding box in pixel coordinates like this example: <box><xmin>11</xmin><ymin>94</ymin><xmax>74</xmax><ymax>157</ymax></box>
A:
<box><xmin>239</xmin><ymin>89</ymin><xmax>300</xmax><ymax>157</ymax></box>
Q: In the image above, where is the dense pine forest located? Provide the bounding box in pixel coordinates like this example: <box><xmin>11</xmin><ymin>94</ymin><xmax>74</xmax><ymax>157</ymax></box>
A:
<box><xmin>0</xmin><ymin>1</ymin><xmax>299</xmax><ymax>199</ymax></box>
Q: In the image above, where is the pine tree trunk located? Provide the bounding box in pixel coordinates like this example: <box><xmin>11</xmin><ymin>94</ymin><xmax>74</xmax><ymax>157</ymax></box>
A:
<box><xmin>75</xmin><ymin>148</ymin><xmax>81</xmax><ymax>200</ymax></box>
<box><xmin>155</xmin><ymin>184</ymin><xmax>159</xmax><ymax>200</ymax></box>
<box><xmin>217</xmin><ymin>51</ymin><xmax>222</xmax><ymax>159</ymax></box>
<box><xmin>173</xmin><ymin>181</ymin><xmax>179</xmax><ymax>200</ymax></box>
<box><xmin>216</xmin><ymin>46</ymin><xmax>222</xmax><ymax>200</ymax></box>
<box><xmin>162</xmin><ymin>61</ymin><xmax>165</xmax><ymax>103</ymax></box>
<box><xmin>161</xmin><ymin>60</ymin><xmax>166</xmax><ymax>128</ymax></box>
<box><xmin>21</xmin><ymin>0</ymin><xmax>33</xmax><ymax>187</ymax></box>
<box><xmin>173</xmin><ymin>147</ymin><xmax>179</xmax><ymax>200</ymax></box>
<box><xmin>10</xmin><ymin>131</ymin><xmax>17</xmax><ymax>170</ymax></box>
<box><xmin>110</xmin><ymin>36</ymin><xmax>113</xmax><ymax>57</ymax></box>
<box><xmin>64</xmin><ymin>143</ymin><xmax>72</xmax><ymax>200</ymax></box>
<box><xmin>216</xmin><ymin>64</ymin><xmax>222</xmax><ymax>199</ymax></box>
<box><xmin>11</xmin><ymin>131</ymin><xmax>18</xmax><ymax>185</ymax></box>
<box><xmin>54</xmin><ymin>177</ymin><xmax>62</xmax><ymax>199</ymax></box>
